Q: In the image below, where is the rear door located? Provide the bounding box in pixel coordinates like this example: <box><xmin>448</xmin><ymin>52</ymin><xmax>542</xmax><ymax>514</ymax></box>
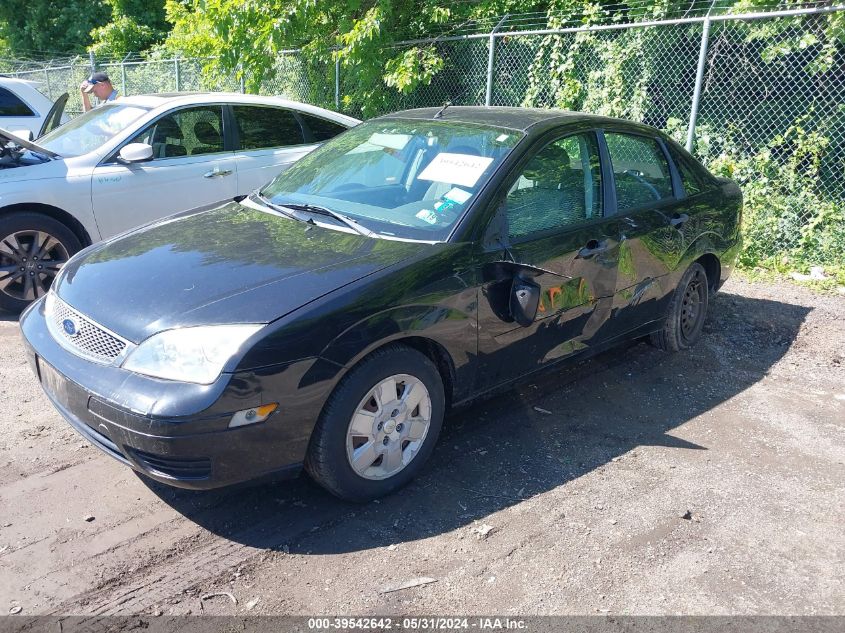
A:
<box><xmin>602</xmin><ymin>130</ymin><xmax>688</xmax><ymax>332</ymax></box>
<box><xmin>91</xmin><ymin>105</ymin><xmax>237</xmax><ymax>238</ymax></box>
<box><xmin>0</xmin><ymin>86</ymin><xmax>40</xmax><ymax>137</ymax></box>
<box><xmin>475</xmin><ymin>131</ymin><xmax>621</xmax><ymax>391</ymax></box>
<box><xmin>230</xmin><ymin>105</ymin><xmax>318</xmax><ymax>192</ymax></box>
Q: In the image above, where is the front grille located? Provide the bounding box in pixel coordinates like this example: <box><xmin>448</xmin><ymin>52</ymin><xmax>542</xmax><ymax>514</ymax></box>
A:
<box><xmin>46</xmin><ymin>294</ymin><xmax>129</xmax><ymax>364</ymax></box>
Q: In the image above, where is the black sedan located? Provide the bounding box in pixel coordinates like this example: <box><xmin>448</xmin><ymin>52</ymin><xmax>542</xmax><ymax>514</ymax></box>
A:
<box><xmin>19</xmin><ymin>107</ymin><xmax>742</xmax><ymax>501</ymax></box>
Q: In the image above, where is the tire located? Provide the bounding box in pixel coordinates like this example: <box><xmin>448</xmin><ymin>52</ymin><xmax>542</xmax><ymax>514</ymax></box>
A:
<box><xmin>0</xmin><ymin>212</ymin><xmax>82</xmax><ymax>313</ymax></box>
<box><xmin>305</xmin><ymin>345</ymin><xmax>445</xmax><ymax>502</ymax></box>
<box><xmin>649</xmin><ymin>262</ymin><xmax>709</xmax><ymax>352</ymax></box>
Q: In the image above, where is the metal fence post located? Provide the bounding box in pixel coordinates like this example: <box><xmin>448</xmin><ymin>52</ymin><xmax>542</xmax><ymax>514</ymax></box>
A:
<box><xmin>175</xmin><ymin>56</ymin><xmax>181</xmax><ymax>91</ymax></box>
<box><xmin>89</xmin><ymin>51</ymin><xmax>96</xmax><ymax>73</ymax></box>
<box><xmin>686</xmin><ymin>17</ymin><xmax>711</xmax><ymax>152</ymax></box>
<box><xmin>121</xmin><ymin>53</ymin><xmax>130</xmax><ymax>95</ymax></box>
<box><xmin>335</xmin><ymin>58</ymin><xmax>340</xmax><ymax>110</ymax></box>
<box><xmin>43</xmin><ymin>68</ymin><xmax>52</xmax><ymax>100</ymax></box>
<box><xmin>485</xmin><ymin>15</ymin><xmax>509</xmax><ymax>106</ymax></box>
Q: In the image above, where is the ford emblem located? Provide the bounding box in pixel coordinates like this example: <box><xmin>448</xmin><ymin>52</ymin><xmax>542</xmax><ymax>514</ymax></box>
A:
<box><xmin>62</xmin><ymin>318</ymin><xmax>79</xmax><ymax>337</ymax></box>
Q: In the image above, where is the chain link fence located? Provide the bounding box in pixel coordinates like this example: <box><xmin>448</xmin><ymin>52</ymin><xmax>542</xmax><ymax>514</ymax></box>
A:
<box><xmin>4</xmin><ymin>5</ymin><xmax>844</xmax><ymax>271</ymax></box>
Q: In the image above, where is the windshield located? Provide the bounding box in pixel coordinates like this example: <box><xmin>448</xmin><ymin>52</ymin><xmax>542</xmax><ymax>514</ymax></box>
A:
<box><xmin>261</xmin><ymin>119</ymin><xmax>524</xmax><ymax>241</ymax></box>
<box><xmin>37</xmin><ymin>104</ymin><xmax>150</xmax><ymax>156</ymax></box>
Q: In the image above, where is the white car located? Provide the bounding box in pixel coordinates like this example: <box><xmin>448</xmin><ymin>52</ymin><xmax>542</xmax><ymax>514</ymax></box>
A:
<box><xmin>0</xmin><ymin>92</ymin><xmax>359</xmax><ymax>311</ymax></box>
<box><xmin>0</xmin><ymin>77</ymin><xmax>69</xmax><ymax>138</ymax></box>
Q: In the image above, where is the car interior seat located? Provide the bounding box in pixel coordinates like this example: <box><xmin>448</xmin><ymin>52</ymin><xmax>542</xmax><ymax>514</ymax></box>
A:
<box><xmin>191</xmin><ymin>120</ymin><xmax>224</xmax><ymax>155</ymax></box>
<box><xmin>150</xmin><ymin>117</ymin><xmax>186</xmax><ymax>158</ymax></box>
<box><xmin>507</xmin><ymin>144</ymin><xmax>586</xmax><ymax>236</ymax></box>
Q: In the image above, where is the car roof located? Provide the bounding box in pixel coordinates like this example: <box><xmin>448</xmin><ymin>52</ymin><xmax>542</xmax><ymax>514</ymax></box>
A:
<box><xmin>377</xmin><ymin>106</ymin><xmax>660</xmax><ymax>135</ymax></box>
<box><xmin>117</xmin><ymin>92</ymin><xmax>360</xmax><ymax>123</ymax></box>
<box><xmin>0</xmin><ymin>76</ymin><xmax>44</xmax><ymax>90</ymax></box>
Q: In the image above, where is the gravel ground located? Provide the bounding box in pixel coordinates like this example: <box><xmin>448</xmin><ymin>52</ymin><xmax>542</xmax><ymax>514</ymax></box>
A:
<box><xmin>0</xmin><ymin>277</ymin><xmax>843</xmax><ymax>617</ymax></box>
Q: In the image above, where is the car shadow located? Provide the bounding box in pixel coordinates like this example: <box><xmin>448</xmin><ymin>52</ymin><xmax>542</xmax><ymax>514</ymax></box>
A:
<box><xmin>141</xmin><ymin>291</ymin><xmax>810</xmax><ymax>555</ymax></box>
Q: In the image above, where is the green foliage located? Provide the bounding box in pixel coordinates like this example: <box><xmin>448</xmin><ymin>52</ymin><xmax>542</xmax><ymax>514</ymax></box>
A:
<box><xmin>699</xmin><ymin>116</ymin><xmax>845</xmax><ymax>277</ymax></box>
<box><xmin>0</xmin><ymin>0</ymin><xmax>111</xmax><ymax>56</ymax></box>
<box><xmin>384</xmin><ymin>47</ymin><xmax>444</xmax><ymax>92</ymax></box>
<box><xmin>162</xmin><ymin>0</ymin><xmax>547</xmax><ymax>117</ymax></box>
<box><xmin>89</xmin><ymin>0</ymin><xmax>169</xmax><ymax>57</ymax></box>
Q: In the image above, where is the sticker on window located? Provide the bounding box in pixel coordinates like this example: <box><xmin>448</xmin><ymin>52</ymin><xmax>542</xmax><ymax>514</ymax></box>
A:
<box><xmin>434</xmin><ymin>187</ymin><xmax>473</xmax><ymax>214</ymax></box>
<box><xmin>443</xmin><ymin>187</ymin><xmax>472</xmax><ymax>204</ymax></box>
<box><xmin>415</xmin><ymin>209</ymin><xmax>439</xmax><ymax>225</ymax></box>
<box><xmin>417</xmin><ymin>153</ymin><xmax>494</xmax><ymax>188</ymax></box>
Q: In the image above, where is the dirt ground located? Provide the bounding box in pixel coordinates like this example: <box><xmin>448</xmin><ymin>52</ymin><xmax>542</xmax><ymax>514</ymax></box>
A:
<box><xmin>0</xmin><ymin>277</ymin><xmax>843</xmax><ymax>618</ymax></box>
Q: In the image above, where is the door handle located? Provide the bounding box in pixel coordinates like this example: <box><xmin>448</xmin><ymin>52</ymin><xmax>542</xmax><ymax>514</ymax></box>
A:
<box><xmin>576</xmin><ymin>239</ymin><xmax>608</xmax><ymax>259</ymax></box>
<box><xmin>203</xmin><ymin>168</ymin><xmax>233</xmax><ymax>178</ymax></box>
<box><xmin>669</xmin><ymin>213</ymin><xmax>689</xmax><ymax>228</ymax></box>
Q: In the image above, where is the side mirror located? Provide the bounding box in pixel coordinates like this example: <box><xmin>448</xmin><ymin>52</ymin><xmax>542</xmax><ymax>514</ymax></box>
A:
<box><xmin>510</xmin><ymin>276</ymin><xmax>540</xmax><ymax>327</ymax></box>
<box><xmin>8</xmin><ymin>127</ymin><xmax>34</xmax><ymax>142</ymax></box>
<box><xmin>117</xmin><ymin>143</ymin><xmax>154</xmax><ymax>164</ymax></box>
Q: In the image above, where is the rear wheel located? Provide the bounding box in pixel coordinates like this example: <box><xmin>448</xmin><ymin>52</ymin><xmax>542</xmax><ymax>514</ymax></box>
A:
<box><xmin>0</xmin><ymin>213</ymin><xmax>81</xmax><ymax>313</ymax></box>
<box><xmin>305</xmin><ymin>345</ymin><xmax>445</xmax><ymax>502</ymax></box>
<box><xmin>650</xmin><ymin>262</ymin><xmax>709</xmax><ymax>352</ymax></box>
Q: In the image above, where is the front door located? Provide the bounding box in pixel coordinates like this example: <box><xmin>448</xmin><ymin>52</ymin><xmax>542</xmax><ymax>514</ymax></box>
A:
<box><xmin>475</xmin><ymin>131</ymin><xmax>621</xmax><ymax>391</ymax></box>
<box><xmin>91</xmin><ymin>105</ymin><xmax>237</xmax><ymax>239</ymax></box>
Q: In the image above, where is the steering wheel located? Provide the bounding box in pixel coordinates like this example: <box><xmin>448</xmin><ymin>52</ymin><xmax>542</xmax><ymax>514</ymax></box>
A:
<box><xmin>624</xmin><ymin>169</ymin><xmax>661</xmax><ymax>200</ymax></box>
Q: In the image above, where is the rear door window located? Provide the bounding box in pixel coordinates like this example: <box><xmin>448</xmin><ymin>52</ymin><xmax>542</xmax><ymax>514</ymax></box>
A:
<box><xmin>232</xmin><ymin>106</ymin><xmax>305</xmax><ymax>150</ymax></box>
<box><xmin>299</xmin><ymin>113</ymin><xmax>349</xmax><ymax>142</ymax></box>
<box><xmin>668</xmin><ymin>146</ymin><xmax>707</xmax><ymax>197</ymax></box>
<box><xmin>605</xmin><ymin>132</ymin><xmax>674</xmax><ymax>212</ymax></box>
<box><xmin>0</xmin><ymin>87</ymin><xmax>35</xmax><ymax>116</ymax></box>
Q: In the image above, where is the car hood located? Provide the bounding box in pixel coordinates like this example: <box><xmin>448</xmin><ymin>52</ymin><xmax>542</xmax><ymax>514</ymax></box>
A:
<box><xmin>53</xmin><ymin>202</ymin><xmax>431</xmax><ymax>343</ymax></box>
<box><xmin>0</xmin><ymin>127</ymin><xmax>60</xmax><ymax>158</ymax></box>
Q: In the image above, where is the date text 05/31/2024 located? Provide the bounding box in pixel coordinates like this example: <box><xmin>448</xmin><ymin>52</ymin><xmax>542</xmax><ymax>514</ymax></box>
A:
<box><xmin>307</xmin><ymin>618</ymin><xmax>528</xmax><ymax>630</ymax></box>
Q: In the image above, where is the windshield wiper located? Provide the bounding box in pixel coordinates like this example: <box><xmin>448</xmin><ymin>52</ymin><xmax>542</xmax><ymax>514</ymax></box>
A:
<box><xmin>253</xmin><ymin>193</ymin><xmax>314</xmax><ymax>225</ymax></box>
<box><xmin>275</xmin><ymin>201</ymin><xmax>377</xmax><ymax>238</ymax></box>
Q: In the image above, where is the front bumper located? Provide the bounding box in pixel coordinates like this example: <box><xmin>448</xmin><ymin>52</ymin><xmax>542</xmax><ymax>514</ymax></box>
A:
<box><xmin>19</xmin><ymin>298</ymin><xmax>324</xmax><ymax>490</ymax></box>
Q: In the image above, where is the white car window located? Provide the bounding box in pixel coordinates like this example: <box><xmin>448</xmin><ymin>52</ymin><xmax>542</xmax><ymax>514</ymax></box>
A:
<box><xmin>232</xmin><ymin>106</ymin><xmax>304</xmax><ymax>150</ymax></box>
<box><xmin>38</xmin><ymin>104</ymin><xmax>150</xmax><ymax>156</ymax></box>
<box><xmin>0</xmin><ymin>87</ymin><xmax>35</xmax><ymax>117</ymax></box>
<box><xmin>129</xmin><ymin>106</ymin><xmax>225</xmax><ymax>159</ymax></box>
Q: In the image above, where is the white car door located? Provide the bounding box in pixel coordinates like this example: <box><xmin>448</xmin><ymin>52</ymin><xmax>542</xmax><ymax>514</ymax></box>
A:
<box><xmin>0</xmin><ymin>85</ymin><xmax>44</xmax><ymax>138</ymax></box>
<box><xmin>230</xmin><ymin>105</ymin><xmax>336</xmax><ymax>193</ymax></box>
<box><xmin>91</xmin><ymin>105</ymin><xmax>237</xmax><ymax>239</ymax></box>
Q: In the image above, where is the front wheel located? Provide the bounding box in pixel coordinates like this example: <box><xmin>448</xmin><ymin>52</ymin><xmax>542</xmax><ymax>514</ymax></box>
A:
<box><xmin>0</xmin><ymin>213</ymin><xmax>81</xmax><ymax>313</ymax></box>
<box><xmin>305</xmin><ymin>345</ymin><xmax>445</xmax><ymax>502</ymax></box>
<box><xmin>650</xmin><ymin>262</ymin><xmax>709</xmax><ymax>352</ymax></box>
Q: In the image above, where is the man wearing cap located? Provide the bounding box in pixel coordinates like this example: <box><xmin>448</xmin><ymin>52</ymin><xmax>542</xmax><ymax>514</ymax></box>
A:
<box><xmin>79</xmin><ymin>72</ymin><xmax>118</xmax><ymax>112</ymax></box>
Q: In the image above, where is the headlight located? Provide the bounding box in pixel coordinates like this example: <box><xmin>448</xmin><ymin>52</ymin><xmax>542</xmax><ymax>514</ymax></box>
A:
<box><xmin>122</xmin><ymin>324</ymin><xmax>263</xmax><ymax>384</ymax></box>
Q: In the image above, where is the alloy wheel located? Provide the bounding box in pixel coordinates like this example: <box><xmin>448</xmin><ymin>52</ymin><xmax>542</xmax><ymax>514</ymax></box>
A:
<box><xmin>346</xmin><ymin>373</ymin><xmax>432</xmax><ymax>481</ymax></box>
<box><xmin>0</xmin><ymin>230</ymin><xmax>69</xmax><ymax>301</ymax></box>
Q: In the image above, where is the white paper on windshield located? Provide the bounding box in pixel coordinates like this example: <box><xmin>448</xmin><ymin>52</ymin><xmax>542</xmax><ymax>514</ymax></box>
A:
<box><xmin>417</xmin><ymin>153</ymin><xmax>494</xmax><ymax>188</ymax></box>
<box><xmin>369</xmin><ymin>133</ymin><xmax>411</xmax><ymax>150</ymax></box>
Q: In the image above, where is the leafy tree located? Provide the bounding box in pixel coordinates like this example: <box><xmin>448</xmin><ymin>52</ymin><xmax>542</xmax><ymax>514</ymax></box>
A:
<box><xmin>0</xmin><ymin>0</ymin><xmax>110</xmax><ymax>57</ymax></box>
<box><xmin>163</xmin><ymin>0</ymin><xmax>547</xmax><ymax>116</ymax></box>
<box><xmin>89</xmin><ymin>0</ymin><xmax>169</xmax><ymax>57</ymax></box>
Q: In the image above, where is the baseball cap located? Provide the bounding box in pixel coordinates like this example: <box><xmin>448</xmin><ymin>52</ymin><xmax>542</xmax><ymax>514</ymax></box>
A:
<box><xmin>82</xmin><ymin>72</ymin><xmax>111</xmax><ymax>93</ymax></box>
